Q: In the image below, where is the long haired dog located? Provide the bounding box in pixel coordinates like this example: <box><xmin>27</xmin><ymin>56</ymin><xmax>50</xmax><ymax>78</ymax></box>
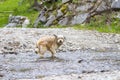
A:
<box><xmin>35</xmin><ymin>34</ymin><xmax>65</xmax><ymax>58</ymax></box>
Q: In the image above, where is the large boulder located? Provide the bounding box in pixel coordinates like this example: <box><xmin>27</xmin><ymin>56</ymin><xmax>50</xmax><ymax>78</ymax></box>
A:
<box><xmin>4</xmin><ymin>23</ymin><xmax>17</xmax><ymax>28</ymax></box>
<box><xmin>76</xmin><ymin>3</ymin><xmax>92</xmax><ymax>12</ymax></box>
<box><xmin>44</xmin><ymin>15</ymin><xmax>56</xmax><ymax>27</ymax></box>
<box><xmin>71</xmin><ymin>13</ymin><xmax>89</xmax><ymax>25</ymax></box>
<box><xmin>58</xmin><ymin>17</ymin><xmax>69</xmax><ymax>26</ymax></box>
<box><xmin>111</xmin><ymin>0</ymin><xmax>120</xmax><ymax>9</ymax></box>
<box><xmin>22</xmin><ymin>19</ymin><xmax>30</xmax><ymax>28</ymax></box>
<box><xmin>34</xmin><ymin>8</ymin><xmax>47</xmax><ymax>27</ymax></box>
<box><xmin>38</xmin><ymin>9</ymin><xmax>47</xmax><ymax>23</ymax></box>
<box><xmin>62</xmin><ymin>0</ymin><xmax>70</xmax><ymax>3</ymax></box>
<box><xmin>96</xmin><ymin>1</ymin><xmax>110</xmax><ymax>12</ymax></box>
<box><xmin>57</xmin><ymin>10</ymin><xmax>64</xmax><ymax>18</ymax></box>
<box><xmin>5</xmin><ymin>15</ymin><xmax>30</xmax><ymax>28</ymax></box>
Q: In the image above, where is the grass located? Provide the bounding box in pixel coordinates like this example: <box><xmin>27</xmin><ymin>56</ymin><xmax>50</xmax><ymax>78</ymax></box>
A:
<box><xmin>74</xmin><ymin>24</ymin><xmax>120</xmax><ymax>33</ymax></box>
<box><xmin>0</xmin><ymin>0</ymin><xmax>38</xmax><ymax>27</ymax></box>
<box><xmin>74</xmin><ymin>14</ymin><xmax>120</xmax><ymax>33</ymax></box>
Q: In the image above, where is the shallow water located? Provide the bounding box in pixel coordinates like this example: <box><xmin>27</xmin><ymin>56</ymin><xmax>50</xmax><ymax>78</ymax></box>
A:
<box><xmin>0</xmin><ymin>51</ymin><xmax>120</xmax><ymax>80</ymax></box>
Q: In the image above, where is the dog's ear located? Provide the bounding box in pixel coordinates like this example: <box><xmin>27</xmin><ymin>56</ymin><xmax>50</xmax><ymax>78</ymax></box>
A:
<box><xmin>53</xmin><ymin>34</ymin><xmax>57</xmax><ymax>39</ymax></box>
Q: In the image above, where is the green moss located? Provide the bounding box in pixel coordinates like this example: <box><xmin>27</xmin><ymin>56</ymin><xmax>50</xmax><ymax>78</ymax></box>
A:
<box><xmin>60</xmin><ymin>3</ymin><xmax>68</xmax><ymax>13</ymax></box>
<box><xmin>65</xmin><ymin>11</ymin><xmax>72</xmax><ymax>16</ymax></box>
<box><xmin>52</xmin><ymin>10</ymin><xmax>57</xmax><ymax>16</ymax></box>
<box><xmin>53</xmin><ymin>20</ymin><xmax>58</xmax><ymax>25</ymax></box>
<box><xmin>72</xmin><ymin>0</ymin><xmax>80</xmax><ymax>3</ymax></box>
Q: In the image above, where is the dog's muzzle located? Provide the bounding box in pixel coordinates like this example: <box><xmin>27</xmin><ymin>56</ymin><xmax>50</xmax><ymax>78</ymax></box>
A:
<box><xmin>35</xmin><ymin>48</ymin><xmax>39</xmax><ymax>54</ymax></box>
<box><xmin>58</xmin><ymin>39</ymin><xmax>63</xmax><ymax>44</ymax></box>
<box><xmin>35</xmin><ymin>51</ymin><xmax>38</xmax><ymax>54</ymax></box>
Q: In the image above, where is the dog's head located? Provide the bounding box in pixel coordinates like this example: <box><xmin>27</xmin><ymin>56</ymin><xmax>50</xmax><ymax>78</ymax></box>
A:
<box><xmin>54</xmin><ymin>34</ymin><xmax>65</xmax><ymax>45</ymax></box>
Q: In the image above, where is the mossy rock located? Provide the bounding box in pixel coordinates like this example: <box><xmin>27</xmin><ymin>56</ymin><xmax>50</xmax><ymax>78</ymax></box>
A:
<box><xmin>53</xmin><ymin>20</ymin><xmax>58</xmax><ymax>25</ymax></box>
<box><xmin>52</xmin><ymin>10</ymin><xmax>57</xmax><ymax>16</ymax></box>
<box><xmin>44</xmin><ymin>12</ymin><xmax>49</xmax><ymax>18</ymax></box>
<box><xmin>65</xmin><ymin>11</ymin><xmax>72</xmax><ymax>16</ymax></box>
<box><xmin>60</xmin><ymin>3</ymin><xmax>68</xmax><ymax>13</ymax></box>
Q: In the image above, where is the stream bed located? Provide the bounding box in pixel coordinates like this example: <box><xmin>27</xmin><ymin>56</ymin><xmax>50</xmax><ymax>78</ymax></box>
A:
<box><xmin>0</xmin><ymin>51</ymin><xmax>120</xmax><ymax>80</ymax></box>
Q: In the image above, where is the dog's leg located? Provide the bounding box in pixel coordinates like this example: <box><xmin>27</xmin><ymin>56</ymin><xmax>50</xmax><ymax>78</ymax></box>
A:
<box><xmin>49</xmin><ymin>48</ymin><xmax>56</xmax><ymax>58</ymax></box>
<box><xmin>39</xmin><ymin>53</ymin><xmax>44</xmax><ymax>58</ymax></box>
<box><xmin>39</xmin><ymin>45</ymin><xmax>47</xmax><ymax>58</ymax></box>
<box><xmin>35</xmin><ymin>46</ymin><xmax>44</xmax><ymax>58</ymax></box>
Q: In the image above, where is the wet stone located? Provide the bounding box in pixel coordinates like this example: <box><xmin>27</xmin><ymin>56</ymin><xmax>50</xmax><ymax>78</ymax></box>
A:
<box><xmin>0</xmin><ymin>74</ymin><xmax>4</xmax><ymax>77</ymax></box>
<box><xmin>78</xmin><ymin>59</ymin><xmax>83</xmax><ymax>63</ymax></box>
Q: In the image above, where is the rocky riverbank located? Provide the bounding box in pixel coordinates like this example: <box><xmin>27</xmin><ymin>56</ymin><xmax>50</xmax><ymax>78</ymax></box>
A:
<box><xmin>0</xmin><ymin>28</ymin><xmax>120</xmax><ymax>80</ymax></box>
<box><xmin>0</xmin><ymin>28</ymin><xmax>120</xmax><ymax>54</ymax></box>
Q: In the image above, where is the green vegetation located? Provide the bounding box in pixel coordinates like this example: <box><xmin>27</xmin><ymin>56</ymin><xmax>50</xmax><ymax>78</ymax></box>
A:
<box><xmin>0</xmin><ymin>0</ymin><xmax>38</xmax><ymax>27</ymax></box>
<box><xmin>74</xmin><ymin>23</ymin><xmax>120</xmax><ymax>33</ymax></box>
<box><xmin>74</xmin><ymin>14</ymin><xmax>120</xmax><ymax>33</ymax></box>
<box><xmin>0</xmin><ymin>0</ymin><xmax>120</xmax><ymax>33</ymax></box>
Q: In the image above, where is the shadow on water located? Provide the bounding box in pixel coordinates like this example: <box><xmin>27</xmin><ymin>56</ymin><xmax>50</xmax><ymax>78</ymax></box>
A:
<box><xmin>0</xmin><ymin>51</ymin><xmax>120</xmax><ymax>79</ymax></box>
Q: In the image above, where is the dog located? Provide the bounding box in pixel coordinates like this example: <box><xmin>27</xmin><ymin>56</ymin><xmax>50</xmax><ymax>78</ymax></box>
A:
<box><xmin>35</xmin><ymin>34</ymin><xmax>65</xmax><ymax>58</ymax></box>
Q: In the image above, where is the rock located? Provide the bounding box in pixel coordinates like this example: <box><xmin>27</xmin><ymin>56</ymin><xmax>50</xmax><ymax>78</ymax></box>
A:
<box><xmin>78</xmin><ymin>59</ymin><xmax>83</xmax><ymax>63</ymax></box>
<box><xmin>71</xmin><ymin>13</ymin><xmax>89</xmax><ymax>25</ymax></box>
<box><xmin>0</xmin><ymin>74</ymin><xmax>4</xmax><ymax>77</ymax></box>
<box><xmin>4</xmin><ymin>47</ymin><xmax>13</xmax><ymax>50</ymax></box>
<box><xmin>22</xmin><ymin>19</ymin><xmax>30</xmax><ymax>28</ymax></box>
<box><xmin>57</xmin><ymin>10</ymin><xmax>64</xmax><ymax>18</ymax></box>
<box><xmin>44</xmin><ymin>15</ymin><xmax>56</xmax><ymax>27</ymax></box>
<box><xmin>5</xmin><ymin>15</ymin><xmax>30</xmax><ymax>28</ymax></box>
<box><xmin>33</xmin><ymin>0</ymin><xmax>120</xmax><ymax>27</ymax></box>
<box><xmin>58</xmin><ymin>17</ymin><xmax>69</xmax><ymax>26</ymax></box>
<box><xmin>91</xmin><ymin>47</ymin><xmax>96</xmax><ymax>50</ymax></box>
<box><xmin>34</xmin><ymin>8</ymin><xmax>47</xmax><ymax>27</ymax></box>
<box><xmin>62</xmin><ymin>0</ymin><xmax>70</xmax><ymax>3</ymax></box>
<box><xmin>38</xmin><ymin>8</ymin><xmax>47</xmax><ymax>23</ymax></box>
<box><xmin>96</xmin><ymin>2</ymin><xmax>110</xmax><ymax>12</ymax></box>
<box><xmin>76</xmin><ymin>3</ymin><xmax>92</xmax><ymax>12</ymax></box>
<box><xmin>82</xmin><ymin>70</ymin><xmax>95</xmax><ymax>74</ymax></box>
<box><xmin>68</xmin><ymin>3</ymin><xmax>76</xmax><ymax>11</ymax></box>
<box><xmin>4</xmin><ymin>23</ymin><xmax>17</xmax><ymax>28</ymax></box>
<box><xmin>111</xmin><ymin>0</ymin><xmax>120</xmax><ymax>9</ymax></box>
<box><xmin>40</xmin><ymin>16</ymin><xmax>47</xmax><ymax>23</ymax></box>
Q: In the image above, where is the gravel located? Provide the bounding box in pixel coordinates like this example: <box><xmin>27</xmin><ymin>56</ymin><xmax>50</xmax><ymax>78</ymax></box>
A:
<box><xmin>0</xmin><ymin>28</ymin><xmax>120</xmax><ymax>53</ymax></box>
<box><xmin>40</xmin><ymin>71</ymin><xmax>120</xmax><ymax>80</ymax></box>
<box><xmin>0</xmin><ymin>28</ymin><xmax>120</xmax><ymax>80</ymax></box>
